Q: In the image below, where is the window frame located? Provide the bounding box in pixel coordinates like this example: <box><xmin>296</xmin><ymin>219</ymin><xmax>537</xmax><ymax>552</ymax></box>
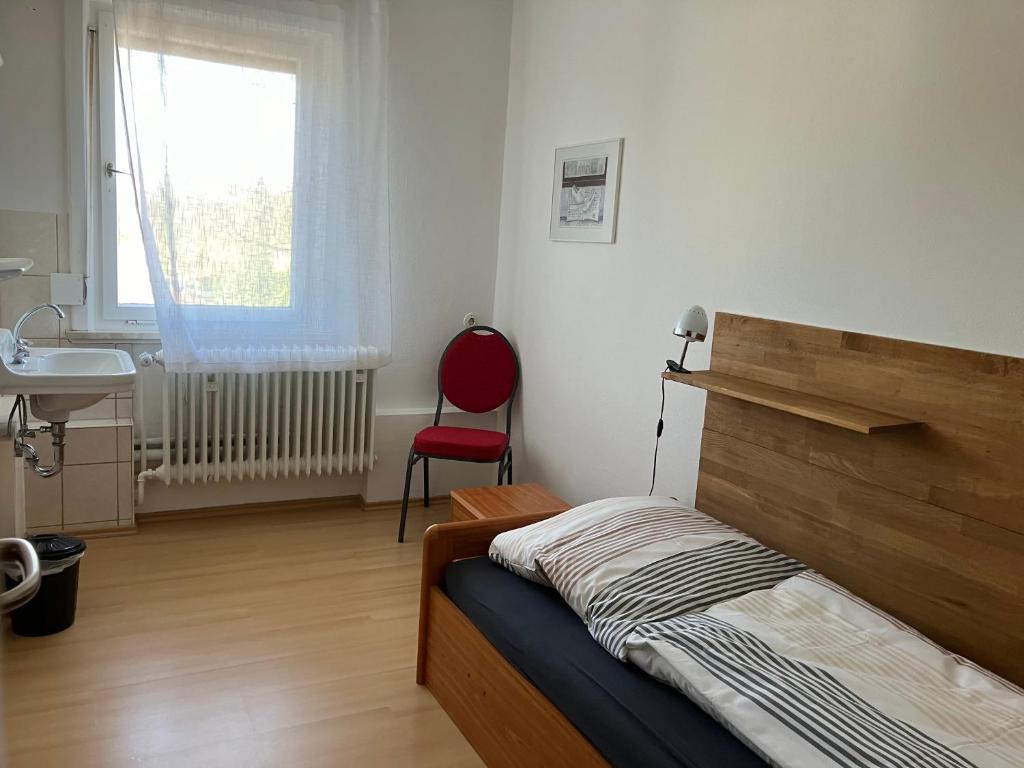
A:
<box><xmin>90</xmin><ymin>9</ymin><xmax>313</xmax><ymax>333</ymax></box>
<box><xmin>97</xmin><ymin>10</ymin><xmax>156</xmax><ymax>326</ymax></box>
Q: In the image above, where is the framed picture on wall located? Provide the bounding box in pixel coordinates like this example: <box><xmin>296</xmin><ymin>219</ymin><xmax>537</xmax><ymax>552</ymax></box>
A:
<box><xmin>549</xmin><ymin>138</ymin><xmax>623</xmax><ymax>243</ymax></box>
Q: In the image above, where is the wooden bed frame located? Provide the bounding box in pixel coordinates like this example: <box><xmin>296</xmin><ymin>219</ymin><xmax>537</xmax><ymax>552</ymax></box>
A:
<box><xmin>417</xmin><ymin>313</ymin><xmax>1024</xmax><ymax>767</ymax></box>
<box><xmin>417</xmin><ymin>512</ymin><xmax>610</xmax><ymax>767</ymax></box>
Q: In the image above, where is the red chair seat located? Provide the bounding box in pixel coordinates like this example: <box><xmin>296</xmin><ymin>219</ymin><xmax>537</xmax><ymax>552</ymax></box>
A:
<box><xmin>413</xmin><ymin>425</ymin><xmax>509</xmax><ymax>462</ymax></box>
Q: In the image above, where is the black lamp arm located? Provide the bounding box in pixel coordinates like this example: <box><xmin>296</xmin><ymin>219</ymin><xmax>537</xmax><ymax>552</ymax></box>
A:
<box><xmin>665</xmin><ymin>339</ymin><xmax>691</xmax><ymax>374</ymax></box>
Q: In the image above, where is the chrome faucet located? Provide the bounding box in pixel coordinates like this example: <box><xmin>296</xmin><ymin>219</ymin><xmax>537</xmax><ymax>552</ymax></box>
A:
<box><xmin>12</xmin><ymin>303</ymin><xmax>65</xmax><ymax>364</ymax></box>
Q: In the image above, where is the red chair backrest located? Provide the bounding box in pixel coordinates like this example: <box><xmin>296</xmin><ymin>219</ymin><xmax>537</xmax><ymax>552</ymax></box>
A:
<box><xmin>438</xmin><ymin>327</ymin><xmax>519</xmax><ymax>414</ymax></box>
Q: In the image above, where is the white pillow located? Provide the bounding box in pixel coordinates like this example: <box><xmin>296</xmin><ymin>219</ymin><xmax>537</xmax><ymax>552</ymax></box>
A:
<box><xmin>488</xmin><ymin>496</ymin><xmax>691</xmax><ymax>586</ymax></box>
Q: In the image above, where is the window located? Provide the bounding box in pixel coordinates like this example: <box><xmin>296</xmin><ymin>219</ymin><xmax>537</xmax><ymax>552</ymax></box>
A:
<box><xmin>82</xmin><ymin>2</ymin><xmax>390</xmax><ymax>370</ymax></box>
<box><xmin>95</xmin><ymin>12</ymin><xmax>298</xmax><ymax>326</ymax></box>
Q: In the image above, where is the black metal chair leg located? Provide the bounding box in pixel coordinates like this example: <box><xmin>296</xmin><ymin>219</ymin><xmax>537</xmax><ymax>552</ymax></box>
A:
<box><xmin>497</xmin><ymin>457</ymin><xmax>505</xmax><ymax>486</ymax></box>
<box><xmin>506</xmin><ymin>449</ymin><xmax>512</xmax><ymax>484</ymax></box>
<box><xmin>423</xmin><ymin>457</ymin><xmax>430</xmax><ymax>507</ymax></box>
<box><xmin>398</xmin><ymin>448</ymin><xmax>417</xmax><ymax>543</ymax></box>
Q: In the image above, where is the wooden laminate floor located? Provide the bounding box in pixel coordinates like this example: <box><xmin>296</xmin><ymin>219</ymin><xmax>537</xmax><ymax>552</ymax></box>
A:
<box><xmin>1</xmin><ymin>503</ymin><xmax>483</xmax><ymax>768</ymax></box>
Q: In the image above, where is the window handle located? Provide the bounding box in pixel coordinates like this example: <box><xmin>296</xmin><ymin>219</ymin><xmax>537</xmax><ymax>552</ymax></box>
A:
<box><xmin>104</xmin><ymin>161</ymin><xmax>131</xmax><ymax>178</ymax></box>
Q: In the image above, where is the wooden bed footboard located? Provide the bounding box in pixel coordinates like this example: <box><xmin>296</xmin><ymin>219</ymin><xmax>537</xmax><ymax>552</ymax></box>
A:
<box><xmin>416</xmin><ymin>512</ymin><xmax>555</xmax><ymax>683</ymax></box>
<box><xmin>417</xmin><ymin>515</ymin><xmax>609</xmax><ymax>768</ymax></box>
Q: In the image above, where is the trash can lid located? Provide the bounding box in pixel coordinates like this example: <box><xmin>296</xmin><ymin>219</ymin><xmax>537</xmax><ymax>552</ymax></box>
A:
<box><xmin>28</xmin><ymin>534</ymin><xmax>86</xmax><ymax>561</ymax></box>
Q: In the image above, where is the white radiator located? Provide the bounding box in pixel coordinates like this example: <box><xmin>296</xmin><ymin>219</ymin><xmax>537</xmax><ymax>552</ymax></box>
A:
<box><xmin>135</xmin><ymin>355</ymin><xmax>376</xmax><ymax>502</ymax></box>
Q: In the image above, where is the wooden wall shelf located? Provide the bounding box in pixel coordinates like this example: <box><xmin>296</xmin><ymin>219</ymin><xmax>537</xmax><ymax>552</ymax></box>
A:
<box><xmin>662</xmin><ymin>370</ymin><xmax>921</xmax><ymax>434</ymax></box>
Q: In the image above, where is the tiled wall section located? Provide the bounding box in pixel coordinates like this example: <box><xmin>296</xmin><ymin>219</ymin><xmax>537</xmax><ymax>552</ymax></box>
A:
<box><xmin>0</xmin><ymin>209</ymin><xmax>67</xmax><ymax>343</ymax></box>
<box><xmin>23</xmin><ymin>424</ymin><xmax>134</xmax><ymax>533</ymax></box>
<box><xmin>0</xmin><ymin>209</ymin><xmax>137</xmax><ymax>531</ymax></box>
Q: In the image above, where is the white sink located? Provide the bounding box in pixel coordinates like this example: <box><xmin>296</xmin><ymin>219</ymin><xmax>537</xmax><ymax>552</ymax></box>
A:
<box><xmin>35</xmin><ymin>350</ymin><xmax>130</xmax><ymax>377</ymax></box>
<box><xmin>0</xmin><ymin>337</ymin><xmax>136</xmax><ymax>422</ymax></box>
<box><xmin>0</xmin><ymin>258</ymin><xmax>33</xmax><ymax>281</ymax></box>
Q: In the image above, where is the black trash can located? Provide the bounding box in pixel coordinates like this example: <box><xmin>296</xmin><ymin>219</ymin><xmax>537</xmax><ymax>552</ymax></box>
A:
<box><xmin>6</xmin><ymin>534</ymin><xmax>87</xmax><ymax>636</ymax></box>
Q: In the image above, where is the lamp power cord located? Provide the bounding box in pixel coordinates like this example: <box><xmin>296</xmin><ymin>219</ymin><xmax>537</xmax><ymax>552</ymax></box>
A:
<box><xmin>648</xmin><ymin>366</ymin><xmax>669</xmax><ymax>495</ymax></box>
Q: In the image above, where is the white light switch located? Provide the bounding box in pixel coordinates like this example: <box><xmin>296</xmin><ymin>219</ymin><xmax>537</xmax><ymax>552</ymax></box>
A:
<box><xmin>51</xmin><ymin>273</ymin><xmax>85</xmax><ymax>306</ymax></box>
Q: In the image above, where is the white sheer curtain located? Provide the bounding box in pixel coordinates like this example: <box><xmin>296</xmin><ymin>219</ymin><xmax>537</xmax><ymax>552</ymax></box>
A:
<box><xmin>112</xmin><ymin>0</ymin><xmax>391</xmax><ymax>373</ymax></box>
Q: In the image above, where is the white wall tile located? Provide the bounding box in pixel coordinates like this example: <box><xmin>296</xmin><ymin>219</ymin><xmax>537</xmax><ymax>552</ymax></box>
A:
<box><xmin>56</xmin><ymin>213</ymin><xmax>70</xmax><ymax>272</ymax></box>
<box><xmin>62</xmin><ymin>463</ymin><xmax>118</xmax><ymax>525</ymax></box>
<box><xmin>0</xmin><ymin>275</ymin><xmax>61</xmax><ymax>336</ymax></box>
<box><xmin>23</xmin><ymin>338</ymin><xmax>59</xmax><ymax>350</ymax></box>
<box><xmin>117</xmin><ymin>426</ymin><xmax>133</xmax><ymax>462</ymax></box>
<box><xmin>116</xmin><ymin>399</ymin><xmax>134</xmax><ymax>421</ymax></box>
<box><xmin>66</xmin><ymin>397</ymin><xmax>117</xmax><ymax>422</ymax></box>
<box><xmin>118</xmin><ymin>461</ymin><xmax>134</xmax><ymax>523</ymax></box>
<box><xmin>0</xmin><ymin>210</ymin><xmax>58</xmax><ymax>275</ymax></box>
<box><xmin>23</xmin><ymin>465</ymin><xmax>62</xmax><ymax>528</ymax></box>
<box><xmin>62</xmin><ymin>521</ymin><xmax>119</xmax><ymax>533</ymax></box>
<box><xmin>26</xmin><ymin>525</ymin><xmax>62</xmax><ymax>535</ymax></box>
<box><xmin>63</xmin><ymin>426</ymin><xmax>118</xmax><ymax>465</ymax></box>
<box><xmin>60</xmin><ymin>339</ymin><xmax>114</xmax><ymax>349</ymax></box>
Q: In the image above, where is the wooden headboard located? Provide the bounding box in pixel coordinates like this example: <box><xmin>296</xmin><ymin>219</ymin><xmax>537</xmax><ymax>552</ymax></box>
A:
<box><xmin>684</xmin><ymin>313</ymin><xmax>1024</xmax><ymax>685</ymax></box>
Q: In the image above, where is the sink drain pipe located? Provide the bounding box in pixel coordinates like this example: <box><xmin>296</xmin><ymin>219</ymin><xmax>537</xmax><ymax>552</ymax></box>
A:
<box><xmin>19</xmin><ymin>422</ymin><xmax>66</xmax><ymax>478</ymax></box>
<box><xmin>8</xmin><ymin>395</ymin><xmax>67</xmax><ymax>479</ymax></box>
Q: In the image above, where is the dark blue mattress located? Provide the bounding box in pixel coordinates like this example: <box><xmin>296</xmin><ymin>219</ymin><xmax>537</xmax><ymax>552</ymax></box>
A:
<box><xmin>444</xmin><ymin>556</ymin><xmax>764</xmax><ymax>768</ymax></box>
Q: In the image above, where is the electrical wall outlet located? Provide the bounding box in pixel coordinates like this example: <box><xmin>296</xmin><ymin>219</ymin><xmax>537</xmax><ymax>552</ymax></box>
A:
<box><xmin>463</xmin><ymin>312</ymin><xmax>477</xmax><ymax>327</ymax></box>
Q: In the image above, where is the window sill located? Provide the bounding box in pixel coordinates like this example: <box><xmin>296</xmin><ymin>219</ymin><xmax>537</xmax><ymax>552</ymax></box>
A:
<box><xmin>66</xmin><ymin>329</ymin><xmax>161</xmax><ymax>343</ymax></box>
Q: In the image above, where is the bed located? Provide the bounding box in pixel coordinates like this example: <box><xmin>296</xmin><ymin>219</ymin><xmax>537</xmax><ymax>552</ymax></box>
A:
<box><xmin>416</xmin><ymin>313</ymin><xmax>1024</xmax><ymax>767</ymax></box>
<box><xmin>445</xmin><ymin>555</ymin><xmax>765</xmax><ymax>768</ymax></box>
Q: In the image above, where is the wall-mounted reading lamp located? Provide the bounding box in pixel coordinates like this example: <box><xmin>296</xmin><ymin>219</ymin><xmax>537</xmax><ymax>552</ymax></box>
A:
<box><xmin>665</xmin><ymin>305</ymin><xmax>708</xmax><ymax>374</ymax></box>
<box><xmin>650</xmin><ymin>305</ymin><xmax>709</xmax><ymax>494</ymax></box>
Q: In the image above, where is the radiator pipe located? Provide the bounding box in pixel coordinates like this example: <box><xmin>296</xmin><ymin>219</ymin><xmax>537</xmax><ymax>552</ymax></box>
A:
<box><xmin>137</xmin><ymin>348</ymin><xmax>166</xmax><ymax>505</ymax></box>
<box><xmin>136</xmin><ymin>354</ymin><xmax>146</xmax><ymax>477</ymax></box>
<box><xmin>135</xmin><ymin>464</ymin><xmax>168</xmax><ymax>506</ymax></box>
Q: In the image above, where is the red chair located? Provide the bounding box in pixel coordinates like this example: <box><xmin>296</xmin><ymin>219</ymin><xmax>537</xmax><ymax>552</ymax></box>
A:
<box><xmin>398</xmin><ymin>326</ymin><xmax>520</xmax><ymax>542</ymax></box>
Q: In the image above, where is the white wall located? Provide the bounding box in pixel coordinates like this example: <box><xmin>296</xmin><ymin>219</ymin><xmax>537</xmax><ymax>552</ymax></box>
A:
<box><xmin>382</xmin><ymin>0</ymin><xmax>513</xmax><ymax>408</ymax></box>
<box><xmin>494</xmin><ymin>0</ymin><xmax>1024</xmax><ymax>507</ymax></box>
<box><xmin>0</xmin><ymin>0</ymin><xmax>67</xmax><ymax>214</ymax></box>
<box><xmin>0</xmin><ymin>0</ymin><xmax>514</xmax><ymax>513</ymax></box>
<box><xmin>362</xmin><ymin>0</ymin><xmax>515</xmax><ymax>503</ymax></box>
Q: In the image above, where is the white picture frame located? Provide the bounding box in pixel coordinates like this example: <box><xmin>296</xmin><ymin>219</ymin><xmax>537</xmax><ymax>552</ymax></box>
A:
<box><xmin>549</xmin><ymin>138</ymin><xmax>623</xmax><ymax>243</ymax></box>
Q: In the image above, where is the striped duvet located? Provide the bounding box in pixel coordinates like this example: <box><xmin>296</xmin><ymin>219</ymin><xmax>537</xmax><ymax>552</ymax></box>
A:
<box><xmin>492</xmin><ymin>497</ymin><xmax>1024</xmax><ymax>767</ymax></box>
<box><xmin>626</xmin><ymin>572</ymin><xmax>1024</xmax><ymax>768</ymax></box>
